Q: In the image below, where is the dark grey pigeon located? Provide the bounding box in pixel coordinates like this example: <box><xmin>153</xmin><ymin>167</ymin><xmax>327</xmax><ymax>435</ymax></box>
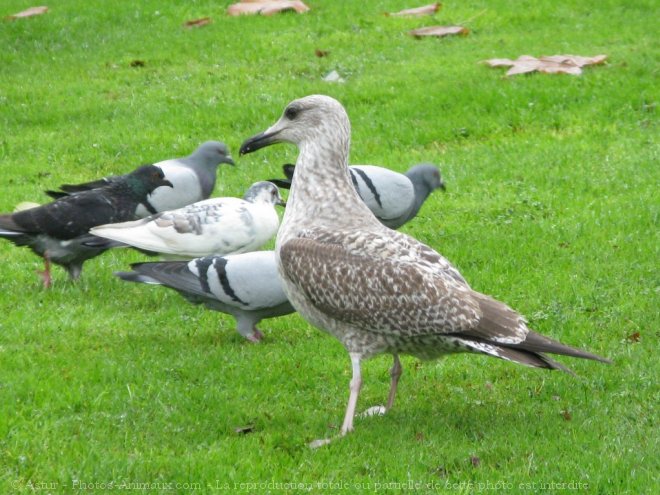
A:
<box><xmin>115</xmin><ymin>251</ymin><xmax>294</xmax><ymax>342</ymax></box>
<box><xmin>240</xmin><ymin>95</ymin><xmax>610</xmax><ymax>446</ymax></box>
<box><xmin>0</xmin><ymin>165</ymin><xmax>172</xmax><ymax>287</ymax></box>
<box><xmin>270</xmin><ymin>162</ymin><xmax>445</xmax><ymax>229</ymax></box>
<box><xmin>46</xmin><ymin>141</ymin><xmax>234</xmax><ymax>217</ymax></box>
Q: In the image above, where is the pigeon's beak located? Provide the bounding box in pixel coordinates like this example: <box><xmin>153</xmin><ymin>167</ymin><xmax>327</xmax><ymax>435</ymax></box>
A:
<box><xmin>162</xmin><ymin>179</ymin><xmax>174</xmax><ymax>188</ymax></box>
<box><xmin>438</xmin><ymin>181</ymin><xmax>447</xmax><ymax>192</ymax></box>
<box><xmin>277</xmin><ymin>198</ymin><xmax>287</xmax><ymax>208</ymax></box>
<box><xmin>222</xmin><ymin>155</ymin><xmax>236</xmax><ymax>166</ymax></box>
<box><xmin>240</xmin><ymin>129</ymin><xmax>281</xmax><ymax>156</ymax></box>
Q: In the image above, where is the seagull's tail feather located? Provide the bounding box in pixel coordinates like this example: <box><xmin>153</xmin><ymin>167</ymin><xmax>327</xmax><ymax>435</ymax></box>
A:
<box><xmin>457</xmin><ymin>338</ymin><xmax>574</xmax><ymax>373</ymax></box>
<box><xmin>456</xmin><ymin>292</ymin><xmax>611</xmax><ymax>371</ymax></box>
<box><xmin>507</xmin><ymin>330</ymin><xmax>612</xmax><ymax>364</ymax></box>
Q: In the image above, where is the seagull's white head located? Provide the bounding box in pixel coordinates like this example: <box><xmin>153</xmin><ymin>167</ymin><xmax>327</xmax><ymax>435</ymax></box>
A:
<box><xmin>239</xmin><ymin>95</ymin><xmax>350</xmax><ymax>155</ymax></box>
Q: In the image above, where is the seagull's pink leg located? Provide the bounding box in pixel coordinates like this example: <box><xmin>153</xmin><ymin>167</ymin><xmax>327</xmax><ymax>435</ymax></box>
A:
<box><xmin>385</xmin><ymin>354</ymin><xmax>402</xmax><ymax>411</ymax></box>
<box><xmin>340</xmin><ymin>352</ymin><xmax>363</xmax><ymax>435</ymax></box>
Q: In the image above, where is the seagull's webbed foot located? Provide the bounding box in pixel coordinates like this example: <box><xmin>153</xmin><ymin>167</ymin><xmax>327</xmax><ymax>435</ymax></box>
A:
<box><xmin>308</xmin><ymin>352</ymin><xmax>364</xmax><ymax>449</ymax></box>
<box><xmin>358</xmin><ymin>354</ymin><xmax>402</xmax><ymax>418</ymax></box>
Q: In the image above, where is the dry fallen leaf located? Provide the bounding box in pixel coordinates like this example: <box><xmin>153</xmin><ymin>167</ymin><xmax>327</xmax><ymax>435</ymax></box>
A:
<box><xmin>7</xmin><ymin>6</ymin><xmax>48</xmax><ymax>19</ymax></box>
<box><xmin>561</xmin><ymin>409</ymin><xmax>572</xmax><ymax>421</ymax></box>
<box><xmin>315</xmin><ymin>48</ymin><xmax>330</xmax><ymax>58</ymax></box>
<box><xmin>484</xmin><ymin>54</ymin><xmax>607</xmax><ymax>76</ymax></box>
<box><xmin>389</xmin><ymin>3</ymin><xmax>441</xmax><ymax>17</ymax></box>
<box><xmin>129</xmin><ymin>60</ymin><xmax>146</xmax><ymax>68</ymax></box>
<box><xmin>409</xmin><ymin>25</ymin><xmax>469</xmax><ymax>38</ymax></box>
<box><xmin>234</xmin><ymin>424</ymin><xmax>255</xmax><ymax>434</ymax></box>
<box><xmin>626</xmin><ymin>331</ymin><xmax>641</xmax><ymax>343</ymax></box>
<box><xmin>470</xmin><ymin>455</ymin><xmax>481</xmax><ymax>467</ymax></box>
<box><xmin>184</xmin><ymin>17</ymin><xmax>212</xmax><ymax>28</ymax></box>
<box><xmin>323</xmin><ymin>70</ymin><xmax>345</xmax><ymax>83</ymax></box>
<box><xmin>227</xmin><ymin>1</ymin><xmax>310</xmax><ymax>16</ymax></box>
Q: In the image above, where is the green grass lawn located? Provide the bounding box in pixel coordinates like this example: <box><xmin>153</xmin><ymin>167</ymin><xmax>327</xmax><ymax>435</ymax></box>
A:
<box><xmin>0</xmin><ymin>0</ymin><xmax>657</xmax><ymax>493</ymax></box>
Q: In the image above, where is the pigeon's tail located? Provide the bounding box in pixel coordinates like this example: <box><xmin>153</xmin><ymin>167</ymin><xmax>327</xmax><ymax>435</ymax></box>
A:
<box><xmin>114</xmin><ymin>271</ymin><xmax>161</xmax><ymax>285</ymax></box>
<box><xmin>0</xmin><ymin>218</ymin><xmax>29</xmax><ymax>245</ymax></box>
<box><xmin>45</xmin><ymin>190</ymin><xmax>69</xmax><ymax>200</ymax></box>
<box><xmin>268</xmin><ymin>163</ymin><xmax>296</xmax><ymax>189</ymax></box>
<box><xmin>126</xmin><ymin>261</ymin><xmax>207</xmax><ymax>298</ymax></box>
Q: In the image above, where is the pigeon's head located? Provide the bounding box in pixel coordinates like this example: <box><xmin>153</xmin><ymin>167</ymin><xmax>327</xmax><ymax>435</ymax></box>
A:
<box><xmin>129</xmin><ymin>165</ymin><xmax>174</xmax><ymax>195</ymax></box>
<box><xmin>243</xmin><ymin>181</ymin><xmax>286</xmax><ymax>207</ymax></box>
<box><xmin>239</xmin><ymin>95</ymin><xmax>350</xmax><ymax>155</ymax></box>
<box><xmin>193</xmin><ymin>141</ymin><xmax>235</xmax><ymax>168</ymax></box>
<box><xmin>406</xmin><ymin>164</ymin><xmax>446</xmax><ymax>192</ymax></box>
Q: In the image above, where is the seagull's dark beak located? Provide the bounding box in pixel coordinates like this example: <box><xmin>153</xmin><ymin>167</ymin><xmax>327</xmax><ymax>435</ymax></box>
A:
<box><xmin>240</xmin><ymin>130</ymin><xmax>281</xmax><ymax>156</ymax></box>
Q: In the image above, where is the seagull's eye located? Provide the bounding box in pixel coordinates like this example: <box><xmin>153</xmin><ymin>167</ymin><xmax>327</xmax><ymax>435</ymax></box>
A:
<box><xmin>285</xmin><ymin>106</ymin><xmax>299</xmax><ymax>120</ymax></box>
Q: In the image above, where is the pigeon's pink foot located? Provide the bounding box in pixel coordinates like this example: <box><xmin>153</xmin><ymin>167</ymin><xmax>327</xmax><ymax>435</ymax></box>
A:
<box><xmin>246</xmin><ymin>329</ymin><xmax>264</xmax><ymax>343</ymax></box>
<box><xmin>37</xmin><ymin>257</ymin><xmax>52</xmax><ymax>288</ymax></box>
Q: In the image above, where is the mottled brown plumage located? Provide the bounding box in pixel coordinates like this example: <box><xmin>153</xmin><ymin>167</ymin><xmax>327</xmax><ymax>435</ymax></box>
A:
<box><xmin>240</xmin><ymin>95</ymin><xmax>610</xmax><ymax>444</ymax></box>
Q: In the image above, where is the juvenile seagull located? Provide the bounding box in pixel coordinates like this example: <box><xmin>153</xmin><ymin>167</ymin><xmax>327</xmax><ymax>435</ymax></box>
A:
<box><xmin>271</xmin><ymin>162</ymin><xmax>445</xmax><ymax>229</ymax></box>
<box><xmin>0</xmin><ymin>165</ymin><xmax>172</xmax><ymax>287</ymax></box>
<box><xmin>91</xmin><ymin>182</ymin><xmax>285</xmax><ymax>259</ymax></box>
<box><xmin>240</xmin><ymin>95</ymin><xmax>610</xmax><ymax>442</ymax></box>
<box><xmin>115</xmin><ymin>251</ymin><xmax>294</xmax><ymax>342</ymax></box>
<box><xmin>46</xmin><ymin>141</ymin><xmax>235</xmax><ymax>217</ymax></box>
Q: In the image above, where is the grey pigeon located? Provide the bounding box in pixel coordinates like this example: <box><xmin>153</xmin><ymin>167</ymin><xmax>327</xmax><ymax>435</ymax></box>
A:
<box><xmin>271</xmin><ymin>162</ymin><xmax>445</xmax><ymax>229</ymax></box>
<box><xmin>240</xmin><ymin>95</ymin><xmax>610</xmax><ymax>444</ymax></box>
<box><xmin>91</xmin><ymin>182</ymin><xmax>284</xmax><ymax>259</ymax></box>
<box><xmin>115</xmin><ymin>251</ymin><xmax>294</xmax><ymax>342</ymax></box>
<box><xmin>0</xmin><ymin>165</ymin><xmax>172</xmax><ymax>287</ymax></box>
<box><xmin>46</xmin><ymin>141</ymin><xmax>235</xmax><ymax>217</ymax></box>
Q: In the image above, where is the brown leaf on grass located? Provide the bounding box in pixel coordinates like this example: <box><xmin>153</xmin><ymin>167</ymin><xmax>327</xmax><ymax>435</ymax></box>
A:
<box><xmin>389</xmin><ymin>3</ymin><xmax>441</xmax><ymax>17</ymax></box>
<box><xmin>561</xmin><ymin>409</ymin><xmax>572</xmax><ymax>421</ymax></box>
<box><xmin>626</xmin><ymin>332</ymin><xmax>641</xmax><ymax>343</ymax></box>
<box><xmin>234</xmin><ymin>424</ymin><xmax>255</xmax><ymax>434</ymax></box>
<box><xmin>470</xmin><ymin>455</ymin><xmax>481</xmax><ymax>467</ymax></box>
<box><xmin>130</xmin><ymin>60</ymin><xmax>146</xmax><ymax>68</ymax></box>
<box><xmin>409</xmin><ymin>25</ymin><xmax>469</xmax><ymax>38</ymax></box>
<box><xmin>227</xmin><ymin>1</ymin><xmax>310</xmax><ymax>16</ymax></box>
<box><xmin>484</xmin><ymin>54</ymin><xmax>607</xmax><ymax>76</ymax></box>
<box><xmin>184</xmin><ymin>17</ymin><xmax>212</xmax><ymax>28</ymax></box>
<box><xmin>6</xmin><ymin>6</ymin><xmax>48</xmax><ymax>19</ymax></box>
<box><xmin>315</xmin><ymin>49</ymin><xmax>330</xmax><ymax>58</ymax></box>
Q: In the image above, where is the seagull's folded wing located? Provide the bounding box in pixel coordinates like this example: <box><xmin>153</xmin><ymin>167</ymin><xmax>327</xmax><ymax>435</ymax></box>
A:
<box><xmin>279</xmin><ymin>235</ymin><xmax>482</xmax><ymax>336</ymax></box>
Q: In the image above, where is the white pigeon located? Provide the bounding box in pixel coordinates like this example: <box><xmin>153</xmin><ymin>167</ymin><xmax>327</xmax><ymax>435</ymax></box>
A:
<box><xmin>240</xmin><ymin>95</ymin><xmax>610</xmax><ymax>445</ymax></box>
<box><xmin>46</xmin><ymin>141</ymin><xmax>235</xmax><ymax>217</ymax></box>
<box><xmin>91</xmin><ymin>181</ymin><xmax>284</xmax><ymax>258</ymax></box>
<box><xmin>271</xmin><ymin>163</ymin><xmax>445</xmax><ymax>229</ymax></box>
<box><xmin>115</xmin><ymin>251</ymin><xmax>294</xmax><ymax>342</ymax></box>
